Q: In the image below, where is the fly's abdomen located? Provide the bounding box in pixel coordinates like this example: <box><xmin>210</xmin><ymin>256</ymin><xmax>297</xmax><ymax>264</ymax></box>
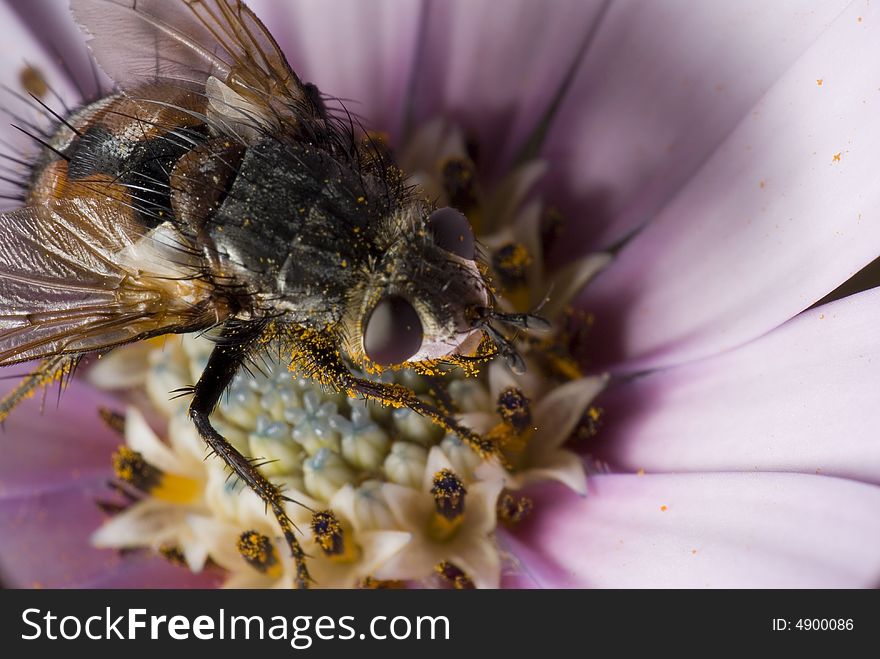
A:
<box><xmin>28</xmin><ymin>83</ymin><xmax>210</xmax><ymax>229</ymax></box>
<box><xmin>22</xmin><ymin>84</ymin><xmax>226</xmax><ymax>328</ymax></box>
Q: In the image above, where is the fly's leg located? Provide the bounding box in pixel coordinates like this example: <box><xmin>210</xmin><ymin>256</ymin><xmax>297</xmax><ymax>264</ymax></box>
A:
<box><xmin>189</xmin><ymin>322</ymin><xmax>311</xmax><ymax>588</ymax></box>
<box><xmin>0</xmin><ymin>354</ymin><xmax>78</xmax><ymax>423</ymax></box>
<box><xmin>291</xmin><ymin>329</ymin><xmax>498</xmax><ymax>459</ymax></box>
<box><xmin>351</xmin><ymin>378</ymin><xmax>497</xmax><ymax>458</ymax></box>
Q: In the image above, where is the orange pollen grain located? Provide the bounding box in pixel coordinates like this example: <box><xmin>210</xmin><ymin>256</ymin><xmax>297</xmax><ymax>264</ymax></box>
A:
<box><xmin>660</xmin><ymin>505</ymin><xmax>668</xmax><ymax>512</ymax></box>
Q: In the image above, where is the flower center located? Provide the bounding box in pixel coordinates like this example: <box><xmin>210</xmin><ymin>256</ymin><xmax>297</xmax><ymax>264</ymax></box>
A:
<box><xmin>91</xmin><ymin>118</ymin><xmax>608</xmax><ymax>589</ymax></box>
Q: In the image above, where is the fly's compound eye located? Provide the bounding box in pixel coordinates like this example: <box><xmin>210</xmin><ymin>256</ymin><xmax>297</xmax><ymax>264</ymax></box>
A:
<box><xmin>363</xmin><ymin>295</ymin><xmax>423</xmax><ymax>366</ymax></box>
<box><xmin>427</xmin><ymin>207</ymin><xmax>475</xmax><ymax>260</ymax></box>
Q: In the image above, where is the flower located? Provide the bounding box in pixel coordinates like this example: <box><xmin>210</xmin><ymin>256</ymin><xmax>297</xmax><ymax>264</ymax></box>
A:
<box><xmin>3</xmin><ymin>0</ymin><xmax>880</xmax><ymax>589</ymax></box>
<box><xmin>185</xmin><ymin>484</ymin><xmax>412</xmax><ymax>589</ymax></box>
<box><xmin>375</xmin><ymin>447</ymin><xmax>505</xmax><ymax>589</ymax></box>
<box><xmin>461</xmin><ymin>364</ymin><xmax>608</xmax><ymax>496</ymax></box>
<box><xmin>91</xmin><ymin>407</ymin><xmax>213</xmax><ymax>572</ymax></box>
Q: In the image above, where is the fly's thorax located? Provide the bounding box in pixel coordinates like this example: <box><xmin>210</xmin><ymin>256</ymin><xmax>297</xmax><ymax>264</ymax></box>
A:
<box><xmin>205</xmin><ymin>138</ymin><xmax>396</xmax><ymax>324</ymax></box>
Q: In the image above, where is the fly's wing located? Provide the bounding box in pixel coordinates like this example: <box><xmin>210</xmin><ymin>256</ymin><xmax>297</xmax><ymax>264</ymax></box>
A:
<box><xmin>0</xmin><ymin>198</ymin><xmax>215</xmax><ymax>365</ymax></box>
<box><xmin>70</xmin><ymin>0</ymin><xmax>324</xmax><ymax>134</ymax></box>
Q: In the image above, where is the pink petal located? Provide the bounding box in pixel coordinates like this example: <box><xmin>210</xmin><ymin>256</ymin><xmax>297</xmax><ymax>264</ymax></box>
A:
<box><xmin>0</xmin><ymin>375</ymin><xmax>207</xmax><ymax>588</ymax></box>
<box><xmin>0</xmin><ymin>487</ymin><xmax>219</xmax><ymax>589</ymax></box>
<box><xmin>407</xmin><ymin>0</ymin><xmax>608</xmax><ymax>175</ymax></box>
<box><xmin>542</xmin><ymin>0</ymin><xmax>851</xmax><ymax>253</ymax></box>
<box><xmin>0</xmin><ymin>2</ymin><xmax>81</xmax><ymax>208</ymax></box>
<box><xmin>505</xmin><ymin>474</ymin><xmax>880</xmax><ymax>588</ymax></box>
<box><xmin>499</xmin><ymin>563</ymin><xmax>540</xmax><ymax>589</ymax></box>
<box><xmin>0</xmin><ymin>478</ymin><xmax>115</xmax><ymax>588</ymax></box>
<box><xmin>594</xmin><ymin>288</ymin><xmax>880</xmax><ymax>483</ymax></box>
<box><xmin>77</xmin><ymin>557</ymin><xmax>223</xmax><ymax>589</ymax></box>
<box><xmin>579</xmin><ymin>1</ymin><xmax>880</xmax><ymax>372</ymax></box>
<box><xmin>0</xmin><ymin>371</ymin><xmax>119</xmax><ymax>496</ymax></box>
<box><xmin>247</xmin><ymin>0</ymin><xmax>422</xmax><ymax>141</ymax></box>
<box><xmin>8</xmin><ymin>0</ymin><xmax>110</xmax><ymax>99</ymax></box>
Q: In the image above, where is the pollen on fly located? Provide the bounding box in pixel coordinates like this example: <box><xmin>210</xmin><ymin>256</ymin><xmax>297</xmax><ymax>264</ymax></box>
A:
<box><xmin>0</xmin><ymin>0</ymin><xmax>548</xmax><ymax>588</ymax></box>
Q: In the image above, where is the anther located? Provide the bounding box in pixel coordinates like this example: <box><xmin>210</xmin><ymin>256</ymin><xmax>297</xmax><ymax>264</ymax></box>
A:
<box><xmin>496</xmin><ymin>387</ymin><xmax>532</xmax><ymax>433</ymax></box>
<box><xmin>113</xmin><ymin>447</ymin><xmax>161</xmax><ymax>493</ymax></box>
<box><xmin>358</xmin><ymin>576</ymin><xmax>406</xmax><ymax>589</ymax></box>
<box><xmin>112</xmin><ymin>447</ymin><xmax>199</xmax><ymax>503</ymax></box>
<box><xmin>237</xmin><ymin>530</ymin><xmax>279</xmax><ymax>574</ymax></box>
<box><xmin>497</xmin><ymin>493</ymin><xmax>533</xmax><ymax>526</ymax></box>
<box><xmin>492</xmin><ymin>242</ymin><xmax>532</xmax><ymax>289</ymax></box>
<box><xmin>573</xmin><ymin>405</ymin><xmax>604</xmax><ymax>442</ymax></box>
<box><xmin>311</xmin><ymin>510</ymin><xmax>346</xmax><ymax>557</ymax></box>
<box><xmin>440</xmin><ymin>156</ymin><xmax>478</xmax><ymax>213</ymax></box>
<box><xmin>158</xmin><ymin>544</ymin><xmax>187</xmax><ymax>567</ymax></box>
<box><xmin>99</xmin><ymin>408</ymin><xmax>126</xmax><ymax>436</ymax></box>
<box><xmin>435</xmin><ymin>561</ymin><xmax>475</xmax><ymax>589</ymax></box>
<box><xmin>431</xmin><ymin>469</ymin><xmax>466</xmax><ymax>520</ymax></box>
<box><xmin>540</xmin><ymin>206</ymin><xmax>565</xmax><ymax>252</ymax></box>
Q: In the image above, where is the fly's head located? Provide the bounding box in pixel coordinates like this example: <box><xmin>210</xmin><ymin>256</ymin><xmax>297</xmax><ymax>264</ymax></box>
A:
<box><xmin>343</xmin><ymin>203</ymin><xmax>549</xmax><ymax>374</ymax></box>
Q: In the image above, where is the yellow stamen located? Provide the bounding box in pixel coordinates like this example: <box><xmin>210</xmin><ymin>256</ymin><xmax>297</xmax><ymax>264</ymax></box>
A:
<box><xmin>435</xmin><ymin>561</ymin><xmax>475</xmax><ymax>589</ymax></box>
<box><xmin>496</xmin><ymin>387</ymin><xmax>532</xmax><ymax>433</ymax></box>
<box><xmin>310</xmin><ymin>510</ymin><xmax>359</xmax><ymax>562</ymax></box>
<box><xmin>431</xmin><ymin>469</ymin><xmax>466</xmax><ymax>520</ymax></box>
<box><xmin>540</xmin><ymin>206</ymin><xmax>564</xmax><ymax>246</ymax></box>
<box><xmin>497</xmin><ymin>493</ymin><xmax>533</xmax><ymax>527</ymax></box>
<box><xmin>158</xmin><ymin>544</ymin><xmax>187</xmax><ymax>567</ymax></box>
<box><xmin>358</xmin><ymin>577</ymin><xmax>406</xmax><ymax>589</ymax></box>
<box><xmin>98</xmin><ymin>408</ymin><xmax>126</xmax><ymax>436</ymax></box>
<box><xmin>573</xmin><ymin>405</ymin><xmax>604</xmax><ymax>441</ymax></box>
<box><xmin>440</xmin><ymin>156</ymin><xmax>478</xmax><ymax>213</ymax></box>
<box><xmin>112</xmin><ymin>447</ymin><xmax>200</xmax><ymax>503</ymax></box>
<box><xmin>492</xmin><ymin>242</ymin><xmax>532</xmax><ymax>289</ymax></box>
<box><xmin>237</xmin><ymin>530</ymin><xmax>282</xmax><ymax>578</ymax></box>
<box><xmin>429</xmin><ymin>469</ymin><xmax>467</xmax><ymax>541</ymax></box>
